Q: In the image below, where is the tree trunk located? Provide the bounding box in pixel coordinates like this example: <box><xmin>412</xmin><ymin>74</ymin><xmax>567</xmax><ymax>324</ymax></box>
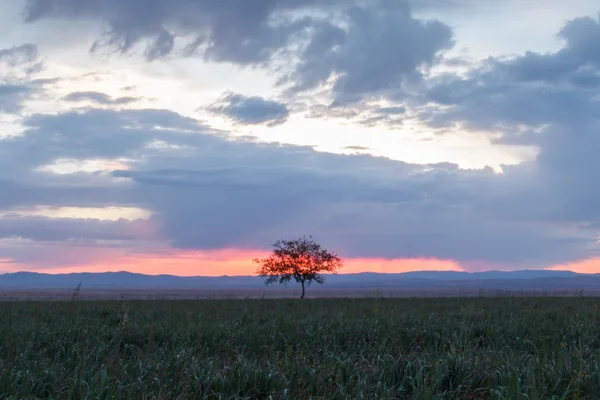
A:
<box><xmin>300</xmin><ymin>280</ymin><xmax>306</xmax><ymax>299</ymax></box>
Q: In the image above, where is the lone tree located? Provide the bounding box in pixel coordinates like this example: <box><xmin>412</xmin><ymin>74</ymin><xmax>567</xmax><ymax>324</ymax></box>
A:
<box><xmin>254</xmin><ymin>236</ymin><xmax>343</xmax><ymax>299</ymax></box>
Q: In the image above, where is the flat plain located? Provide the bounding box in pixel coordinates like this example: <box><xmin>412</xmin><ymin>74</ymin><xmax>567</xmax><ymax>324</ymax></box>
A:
<box><xmin>1</xmin><ymin>287</ymin><xmax>599</xmax><ymax>301</ymax></box>
<box><xmin>2</xmin><ymin>297</ymin><xmax>600</xmax><ymax>399</ymax></box>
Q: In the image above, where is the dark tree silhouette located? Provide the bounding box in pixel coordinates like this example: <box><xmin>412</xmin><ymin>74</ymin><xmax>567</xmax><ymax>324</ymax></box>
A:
<box><xmin>254</xmin><ymin>236</ymin><xmax>343</xmax><ymax>299</ymax></box>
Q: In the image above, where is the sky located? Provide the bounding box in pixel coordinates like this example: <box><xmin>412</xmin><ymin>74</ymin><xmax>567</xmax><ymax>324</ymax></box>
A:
<box><xmin>0</xmin><ymin>0</ymin><xmax>600</xmax><ymax>276</ymax></box>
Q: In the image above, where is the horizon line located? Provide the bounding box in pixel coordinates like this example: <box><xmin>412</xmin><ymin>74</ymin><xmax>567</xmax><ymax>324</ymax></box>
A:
<box><xmin>0</xmin><ymin>268</ymin><xmax>588</xmax><ymax>278</ymax></box>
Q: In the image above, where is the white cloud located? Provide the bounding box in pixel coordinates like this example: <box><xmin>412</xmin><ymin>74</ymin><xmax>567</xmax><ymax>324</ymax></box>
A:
<box><xmin>0</xmin><ymin>206</ymin><xmax>151</xmax><ymax>221</ymax></box>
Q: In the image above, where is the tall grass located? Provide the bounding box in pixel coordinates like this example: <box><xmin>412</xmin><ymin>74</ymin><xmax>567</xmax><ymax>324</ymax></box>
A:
<box><xmin>1</xmin><ymin>297</ymin><xmax>600</xmax><ymax>399</ymax></box>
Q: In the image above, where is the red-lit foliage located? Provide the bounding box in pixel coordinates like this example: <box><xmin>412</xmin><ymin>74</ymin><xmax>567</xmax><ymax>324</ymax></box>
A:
<box><xmin>254</xmin><ymin>236</ymin><xmax>343</xmax><ymax>298</ymax></box>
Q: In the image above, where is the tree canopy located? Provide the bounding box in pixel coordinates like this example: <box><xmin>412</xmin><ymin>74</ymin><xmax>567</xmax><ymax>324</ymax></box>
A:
<box><xmin>254</xmin><ymin>236</ymin><xmax>343</xmax><ymax>299</ymax></box>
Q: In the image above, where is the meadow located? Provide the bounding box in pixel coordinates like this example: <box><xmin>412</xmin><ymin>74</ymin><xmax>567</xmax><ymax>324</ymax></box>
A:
<box><xmin>1</xmin><ymin>297</ymin><xmax>600</xmax><ymax>399</ymax></box>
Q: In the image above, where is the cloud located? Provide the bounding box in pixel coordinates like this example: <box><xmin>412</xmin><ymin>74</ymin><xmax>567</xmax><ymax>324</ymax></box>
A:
<box><xmin>208</xmin><ymin>93</ymin><xmax>289</xmax><ymax>126</ymax></box>
<box><xmin>7</xmin><ymin>108</ymin><xmax>211</xmax><ymax>169</ymax></box>
<box><xmin>494</xmin><ymin>14</ymin><xmax>600</xmax><ymax>86</ymax></box>
<box><xmin>0</xmin><ymin>178</ymin><xmax>139</xmax><ymax>211</ymax></box>
<box><xmin>22</xmin><ymin>0</ymin><xmax>348</xmax><ymax>63</ymax></box>
<box><xmin>4</xmin><ymin>3</ymin><xmax>600</xmax><ymax>272</ymax></box>
<box><xmin>343</xmin><ymin>145</ymin><xmax>370</xmax><ymax>151</ymax></box>
<box><xmin>0</xmin><ymin>43</ymin><xmax>42</xmax><ymax>74</ymax></box>
<box><xmin>0</xmin><ymin>214</ymin><xmax>155</xmax><ymax>243</ymax></box>
<box><xmin>375</xmin><ymin>106</ymin><xmax>406</xmax><ymax>115</ymax></box>
<box><xmin>423</xmin><ymin>14</ymin><xmax>600</xmax><ymax>132</ymax></box>
<box><xmin>0</xmin><ymin>106</ymin><xmax>595</xmax><ymax>269</ymax></box>
<box><xmin>419</xmin><ymin>14</ymin><xmax>600</xmax><ymax>233</ymax></box>
<box><xmin>0</xmin><ymin>43</ymin><xmax>46</xmax><ymax>114</ymax></box>
<box><xmin>21</xmin><ymin>1</ymin><xmax>453</xmax><ymax>105</ymax></box>
<box><xmin>282</xmin><ymin>2</ymin><xmax>454</xmax><ymax>104</ymax></box>
<box><xmin>0</xmin><ymin>84</ymin><xmax>34</xmax><ymax>114</ymax></box>
<box><xmin>63</xmin><ymin>91</ymin><xmax>139</xmax><ymax>106</ymax></box>
<box><xmin>142</xmin><ymin>29</ymin><xmax>175</xmax><ymax>61</ymax></box>
<box><xmin>306</xmin><ymin>101</ymin><xmax>406</xmax><ymax>128</ymax></box>
<box><xmin>18</xmin><ymin>0</ymin><xmax>454</xmax><ymax>134</ymax></box>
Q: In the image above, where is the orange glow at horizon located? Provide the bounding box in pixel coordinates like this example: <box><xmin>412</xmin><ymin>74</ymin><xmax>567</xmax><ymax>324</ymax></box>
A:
<box><xmin>5</xmin><ymin>247</ymin><xmax>600</xmax><ymax>276</ymax></box>
<box><xmin>3</xmin><ymin>248</ymin><xmax>464</xmax><ymax>276</ymax></box>
<box><xmin>548</xmin><ymin>258</ymin><xmax>600</xmax><ymax>274</ymax></box>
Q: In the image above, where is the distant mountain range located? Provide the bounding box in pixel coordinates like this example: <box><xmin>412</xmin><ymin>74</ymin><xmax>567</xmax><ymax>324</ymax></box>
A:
<box><xmin>0</xmin><ymin>270</ymin><xmax>598</xmax><ymax>290</ymax></box>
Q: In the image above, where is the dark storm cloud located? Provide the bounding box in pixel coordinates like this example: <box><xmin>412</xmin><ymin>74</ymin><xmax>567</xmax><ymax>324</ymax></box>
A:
<box><xmin>64</xmin><ymin>91</ymin><xmax>140</xmax><ymax>106</ymax></box>
<box><xmin>208</xmin><ymin>93</ymin><xmax>289</xmax><ymax>126</ymax></box>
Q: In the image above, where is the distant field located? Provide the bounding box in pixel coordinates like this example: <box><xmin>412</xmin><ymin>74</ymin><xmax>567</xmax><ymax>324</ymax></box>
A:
<box><xmin>2</xmin><ymin>298</ymin><xmax>600</xmax><ymax>399</ymax></box>
<box><xmin>1</xmin><ymin>287</ymin><xmax>599</xmax><ymax>301</ymax></box>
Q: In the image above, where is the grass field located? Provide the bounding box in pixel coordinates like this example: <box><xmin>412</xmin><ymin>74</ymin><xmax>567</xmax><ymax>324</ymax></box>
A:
<box><xmin>2</xmin><ymin>298</ymin><xmax>600</xmax><ymax>399</ymax></box>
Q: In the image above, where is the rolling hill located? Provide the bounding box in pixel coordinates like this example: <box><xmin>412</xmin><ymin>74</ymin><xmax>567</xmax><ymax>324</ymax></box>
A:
<box><xmin>0</xmin><ymin>269</ymin><xmax>597</xmax><ymax>290</ymax></box>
